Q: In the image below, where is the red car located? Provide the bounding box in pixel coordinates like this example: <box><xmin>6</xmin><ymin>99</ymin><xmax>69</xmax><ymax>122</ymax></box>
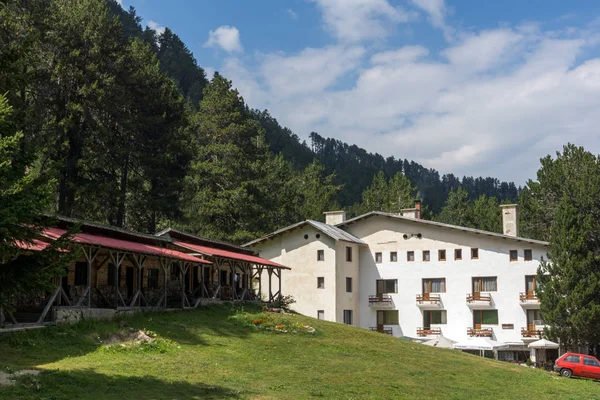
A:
<box><xmin>554</xmin><ymin>352</ymin><xmax>600</xmax><ymax>379</ymax></box>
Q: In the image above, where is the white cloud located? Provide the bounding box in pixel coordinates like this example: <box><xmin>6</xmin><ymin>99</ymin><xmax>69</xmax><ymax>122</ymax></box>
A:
<box><xmin>410</xmin><ymin>0</ymin><xmax>454</xmax><ymax>39</ymax></box>
<box><xmin>311</xmin><ymin>0</ymin><xmax>415</xmax><ymax>42</ymax></box>
<box><xmin>147</xmin><ymin>20</ymin><xmax>166</xmax><ymax>36</ymax></box>
<box><xmin>287</xmin><ymin>9</ymin><xmax>298</xmax><ymax>19</ymax></box>
<box><xmin>204</xmin><ymin>26</ymin><xmax>243</xmax><ymax>53</ymax></box>
<box><xmin>222</xmin><ymin>23</ymin><xmax>600</xmax><ymax>183</ymax></box>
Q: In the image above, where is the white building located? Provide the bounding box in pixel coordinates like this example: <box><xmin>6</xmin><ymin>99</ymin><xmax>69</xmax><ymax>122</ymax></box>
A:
<box><xmin>245</xmin><ymin>204</ymin><xmax>550</xmax><ymax>360</ymax></box>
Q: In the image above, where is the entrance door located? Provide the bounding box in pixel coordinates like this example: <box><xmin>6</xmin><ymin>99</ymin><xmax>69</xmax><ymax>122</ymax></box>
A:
<box><xmin>192</xmin><ymin>266</ymin><xmax>199</xmax><ymax>293</ymax></box>
<box><xmin>527</xmin><ymin>310</ymin><xmax>542</xmax><ymax>331</ymax></box>
<box><xmin>376</xmin><ymin>310</ymin><xmax>384</xmax><ymax>331</ymax></box>
<box><xmin>525</xmin><ymin>275</ymin><xmax>536</xmax><ymax>298</ymax></box>
<box><xmin>376</xmin><ymin>280</ymin><xmax>385</xmax><ymax>301</ymax></box>
<box><xmin>125</xmin><ymin>267</ymin><xmax>134</xmax><ymax>298</ymax></box>
<box><xmin>472</xmin><ymin>278</ymin><xmax>483</xmax><ymax>300</ymax></box>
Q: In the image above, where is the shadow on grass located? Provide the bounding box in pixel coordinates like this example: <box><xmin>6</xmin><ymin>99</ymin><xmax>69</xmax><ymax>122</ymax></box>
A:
<box><xmin>0</xmin><ymin>368</ymin><xmax>244</xmax><ymax>399</ymax></box>
<box><xmin>0</xmin><ymin>303</ymin><xmax>259</xmax><ymax>369</ymax></box>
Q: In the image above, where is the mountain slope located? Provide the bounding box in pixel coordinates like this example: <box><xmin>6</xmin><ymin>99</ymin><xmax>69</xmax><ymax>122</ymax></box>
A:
<box><xmin>0</xmin><ymin>305</ymin><xmax>594</xmax><ymax>399</ymax></box>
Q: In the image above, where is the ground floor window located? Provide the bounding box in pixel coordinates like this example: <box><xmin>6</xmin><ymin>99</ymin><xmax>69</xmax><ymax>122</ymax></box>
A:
<box><xmin>317</xmin><ymin>310</ymin><xmax>324</xmax><ymax>320</ymax></box>
<box><xmin>343</xmin><ymin>310</ymin><xmax>353</xmax><ymax>325</ymax></box>
<box><xmin>220</xmin><ymin>270</ymin><xmax>228</xmax><ymax>285</ymax></box>
<box><xmin>74</xmin><ymin>262</ymin><xmax>88</xmax><ymax>286</ymax></box>
<box><xmin>377</xmin><ymin>310</ymin><xmax>399</xmax><ymax>325</ymax></box>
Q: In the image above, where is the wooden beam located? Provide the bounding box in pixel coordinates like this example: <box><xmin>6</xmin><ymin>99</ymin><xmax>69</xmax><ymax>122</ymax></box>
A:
<box><xmin>37</xmin><ymin>285</ymin><xmax>61</xmax><ymax>324</ymax></box>
<box><xmin>75</xmin><ymin>286</ymin><xmax>90</xmax><ymax>307</ymax></box>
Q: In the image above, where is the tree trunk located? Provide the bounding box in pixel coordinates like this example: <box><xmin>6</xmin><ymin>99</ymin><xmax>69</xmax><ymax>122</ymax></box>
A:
<box><xmin>115</xmin><ymin>151</ymin><xmax>129</xmax><ymax>227</ymax></box>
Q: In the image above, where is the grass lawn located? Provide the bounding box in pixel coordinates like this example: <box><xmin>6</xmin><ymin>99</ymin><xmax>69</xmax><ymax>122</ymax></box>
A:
<box><xmin>0</xmin><ymin>304</ymin><xmax>597</xmax><ymax>399</ymax></box>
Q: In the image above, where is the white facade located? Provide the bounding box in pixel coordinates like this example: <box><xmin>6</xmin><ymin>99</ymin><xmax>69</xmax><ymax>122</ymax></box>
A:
<box><xmin>247</xmin><ymin>207</ymin><xmax>549</xmax><ymax>356</ymax></box>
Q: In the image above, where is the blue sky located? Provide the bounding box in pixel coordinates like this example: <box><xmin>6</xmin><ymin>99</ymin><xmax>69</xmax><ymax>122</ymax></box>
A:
<box><xmin>118</xmin><ymin>0</ymin><xmax>600</xmax><ymax>183</ymax></box>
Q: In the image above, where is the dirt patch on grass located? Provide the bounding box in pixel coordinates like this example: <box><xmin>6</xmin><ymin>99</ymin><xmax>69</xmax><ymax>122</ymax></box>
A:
<box><xmin>104</xmin><ymin>329</ymin><xmax>154</xmax><ymax>345</ymax></box>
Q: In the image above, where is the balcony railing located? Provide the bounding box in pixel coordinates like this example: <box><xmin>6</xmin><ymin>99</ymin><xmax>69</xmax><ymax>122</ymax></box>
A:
<box><xmin>416</xmin><ymin>293</ymin><xmax>441</xmax><ymax>304</ymax></box>
<box><xmin>467</xmin><ymin>327</ymin><xmax>493</xmax><ymax>337</ymax></box>
<box><xmin>466</xmin><ymin>292</ymin><xmax>492</xmax><ymax>303</ymax></box>
<box><xmin>519</xmin><ymin>292</ymin><xmax>540</xmax><ymax>302</ymax></box>
<box><xmin>369</xmin><ymin>326</ymin><xmax>393</xmax><ymax>335</ymax></box>
<box><xmin>521</xmin><ymin>327</ymin><xmax>544</xmax><ymax>338</ymax></box>
<box><xmin>417</xmin><ymin>327</ymin><xmax>441</xmax><ymax>337</ymax></box>
<box><xmin>368</xmin><ymin>294</ymin><xmax>393</xmax><ymax>306</ymax></box>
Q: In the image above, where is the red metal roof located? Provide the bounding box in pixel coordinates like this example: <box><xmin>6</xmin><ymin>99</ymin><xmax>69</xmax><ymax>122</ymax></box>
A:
<box><xmin>173</xmin><ymin>240</ymin><xmax>290</xmax><ymax>269</ymax></box>
<box><xmin>43</xmin><ymin>227</ymin><xmax>210</xmax><ymax>264</ymax></box>
<box><xmin>15</xmin><ymin>239</ymin><xmax>51</xmax><ymax>252</ymax></box>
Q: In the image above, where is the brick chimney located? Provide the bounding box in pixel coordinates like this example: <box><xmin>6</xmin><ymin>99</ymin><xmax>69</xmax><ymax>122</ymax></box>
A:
<box><xmin>500</xmin><ymin>204</ymin><xmax>518</xmax><ymax>237</ymax></box>
<box><xmin>324</xmin><ymin>210</ymin><xmax>346</xmax><ymax>225</ymax></box>
<box><xmin>401</xmin><ymin>201</ymin><xmax>422</xmax><ymax>219</ymax></box>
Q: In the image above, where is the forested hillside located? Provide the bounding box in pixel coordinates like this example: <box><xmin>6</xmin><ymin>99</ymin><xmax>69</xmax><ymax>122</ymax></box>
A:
<box><xmin>1</xmin><ymin>0</ymin><xmax>520</xmax><ymax>243</ymax></box>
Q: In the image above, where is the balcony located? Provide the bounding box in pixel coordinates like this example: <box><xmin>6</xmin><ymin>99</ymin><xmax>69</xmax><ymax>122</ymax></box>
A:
<box><xmin>417</xmin><ymin>327</ymin><xmax>441</xmax><ymax>337</ymax></box>
<box><xmin>467</xmin><ymin>327</ymin><xmax>493</xmax><ymax>337</ymax></box>
<box><xmin>521</xmin><ymin>323</ymin><xmax>545</xmax><ymax>340</ymax></box>
<box><xmin>519</xmin><ymin>293</ymin><xmax>541</xmax><ymax>309</ymax></box>
<box><xmin>369</xmin><ymin>326</ymin><xmax>393</xmax><ymax>335</ymax></box>
<box><xmin>368</xmin><ymin>294</ymin><xmax>393</xmax><ymax>308</ymax></box>
<box><xmin>466</xmin><ymin>292</ymin><xmax>493</xmax><ymax>308</ymax></box>
<box><xmin>416</xmin><ymin>293</ymin><xmax>442</xmax><ymax>309</ymax></box>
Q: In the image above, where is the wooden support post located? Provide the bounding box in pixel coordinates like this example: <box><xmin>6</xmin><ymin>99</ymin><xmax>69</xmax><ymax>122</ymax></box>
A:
<box><xmin>214</xmin><ymin>259</ymin><xmax>222</xmax><ymax>299</ymax></box>
<box><xmin>159</xmin><ymin>258</ymin><xmax>169</xmax><ymax>308</ymax></box>
<box><xmin>278</xmin><ymin>269</ymin><xmax>282</xmax><ymax>301</ymax></box>
<box><xmin>268</xmin><ymin>268</ymin><xmax>273</xmax><ymax>303</ymax></box>
<box><xmin>128</xmin><ymin>253</ymin><xmax>147</xmax><ymax>307</ymax></box>
<box><xmin>37</xmin><ymin>284</ymin><xmax>61</xmax><ymax>324</ymax></box>
<box><xmin>258</xmin><ymin>267</ymin><xmax>263</xmax><ymax>302</ymax></box>
<box><xmin>179</xmin><ymin>262</ymin><xmax>189</xmax><ymax>308</ymax></box>
<box><xmin>109</xmin><ymin>251</ymin><xmax>126</xmax><ymax>308</ymax></box>
<box><xmin>82</xmin><ymin>247</ymin><xmax>98</xmax><ymax>307</ymax></box>
<box><xmin>230</xmin><ymin>261</ymin><xmax>237</xmax><ymax>300</ymax></box>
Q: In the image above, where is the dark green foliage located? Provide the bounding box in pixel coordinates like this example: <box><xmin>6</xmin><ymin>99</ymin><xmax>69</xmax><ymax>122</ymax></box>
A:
<box><xmin>533</xmin><ymin>144</ymin><xmax>600</xmax><ymax>347</ymax></box>
<box><xmin>0</xmin><ymin>94</ymin><xmax>71</xmax><ymax>308</ymax></box>
<box><xmin>436</xmin><ymin>187</ymin><xmax>503</xmax><ymax>233</ymax></box>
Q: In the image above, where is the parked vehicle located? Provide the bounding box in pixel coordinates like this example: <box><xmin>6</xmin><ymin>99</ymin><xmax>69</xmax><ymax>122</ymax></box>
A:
<box><xmin>554</xmin><ymin>352</ymin><xmax>600</xmax><ymax>379</ymax></box>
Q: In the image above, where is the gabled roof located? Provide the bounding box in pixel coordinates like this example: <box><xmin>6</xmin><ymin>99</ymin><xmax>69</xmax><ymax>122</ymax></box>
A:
<box><xmin>43</xmin><ymin>227</ymin><xmax>211</xmax><ymax>264</ymax></box>
<box><xmin>244</xmin><ymin>220</ymin><xmax>366</xmax><ymax>247</ymax></box>
<box><xmin>155</xmin><ymin>228</ymin><xmax>252</xmax><ymax>254</ymax></box>
<box><xmin>172</xmin><ymin>240</ymin><xmax>290</xmax><ymax>269</ymax></box>
<box><xmin>337</xmin><ymin>211</ymin><xmax>549</xmax><ymax>246</ymax></box>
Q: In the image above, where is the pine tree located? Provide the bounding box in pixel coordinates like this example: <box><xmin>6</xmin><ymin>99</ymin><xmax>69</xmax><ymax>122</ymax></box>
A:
<box><xmin>437</xmin><ymin>187</ymin><xmax>472</xmax><ymax>227</ymax></box>
<box><xmin>471</xmin><ymin>195</ymin><xmax>502</xmax><ymax>233</ymax></box>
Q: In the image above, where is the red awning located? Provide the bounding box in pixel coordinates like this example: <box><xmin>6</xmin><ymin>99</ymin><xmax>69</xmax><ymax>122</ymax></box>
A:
<box><xmin>43</xmin><ymin>227</ymin><xmax>210</xmax><ymax>265</ymax></box>
<box><xmin>15</xmin><ymin>239</ymin><xmax>51</xmax><ymax>252</ymax></box>
<box><xmin>173</xmin><ymin>240</ymin><xmax>289</xmax><ymax>269</ymax></box>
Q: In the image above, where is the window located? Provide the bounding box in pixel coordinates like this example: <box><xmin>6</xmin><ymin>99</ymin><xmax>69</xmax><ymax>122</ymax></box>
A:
<box><xmin>376</xmin><ymin>279</ymin><xmax>397</xmax><ymax>294</ymax></box>
<box><xmin>343</xmin><ymin>310</ymin><xmax>353</xmax><ymax>325</ymax></box>
<box><xmin>565</xmin><ymin>355</ymin><xmax>581</xmax><ymax>364</ymax></box>
<box><xmin>346</xmin><ymin>277</ymin><xmax>352</xmax><ymax>293</ymax></box>
<box><xmin>346</xmin><ymin>246</ymin><xmax>352</xmax><ymax>262</ymax></box>
<box><xmin>584</xmin><ymin>357</ymin><xmax>600</xmax><ymax>367</ymax></box>
<box><xmin>502</xmin><ymin>324</ymin><xmax>514</xmax><ymax>330</ymax></box>
<box><xmin>317</xmin><ymin>250</ymin><xmax>325</xmax><ymax>261</ymax></box>
<box><xmin>474</xmin><ymin>310</ymin><xmax>498</xmax><ymax>325</ymax></box>
<box><xmin>74</xmin><ymin>262</ymin><xmax>88</xmax><ymax>286</ymax></box>
<box><xmin>438</xmin><ymin>249</ymin><xmax>446</xmax><ymax>261</ymax></box>
<box><xmin>317</xmin><ymin>310</ymin><xmax>324</xmax><ymax>320</ymax></box>
<box><xmin>423</xmin><ymin>250</ymin><xmax>430</xmax><ymax>262</ymax></box>
<box><xmin>317</xmin><ymin>277</ymin><xmax>325</xmax><ymax>289</ymax></box>
<box><xmin>423</xmin><ymin>278</ymin><xmax>446</xmax><ymax>293</ymax></box>
<box><xmin>454</xmin><ymin>249</ymin><xmax>462</xmax><ymax>260</ymax></box>
<box><xmin>525</xmin><ymin>275</ymin><xmax>536</xmax><ymax>292</ymax></box>
<box><xmin>220</xmin><ymin>270</ymin><xmax>228</xmax><ymax>285</ymax></box>
<box><xmin>472</xmin><ymin>277</ymin><xmax>497</xmax><ymax>292</ymax></box>
<box><xmin>509</xmin><ymin>250</ymin><xmax>518</xmax><ymax>261</ymax></box>
<box><xmin>375</xmin><ymin>252</ymin><xmax>382</xmax><ymax>263</ymax></box>
<box><xmin>524</xmin><ymin>249</ymin><xmax>533</xmax><ymax>261</ymax></box>
<box><xmin>107</xmin><ymin>263</ymin><xmax>116</xmax><ymax>287</ymax></box>
<box><xmin>377</xmin><ymin>310</ymin><xmax>399</xmax><ymax>325</ymax></box>
<box><xmin>407</xmin><ymin>251</ymin><xmax>415</xmax><ymax>262</ymax></box>
<box><xmin>471</xmin><ymin>248</ymin><xmax>479</xmax><ymax>259</ymax></box>
<box><xmin>171</xmin><ymin>263</ymin><xmax>180</xmax><ymax>279</ymax></box>
<box><xmin>390</xmin><ymin>252</ymin><xmax>398</xmax><ymax>262</ymax></box>
<box><xmin>424</xmin><ymin>310</ymin><xmax>447</xmax><ymax>327</ymax></box>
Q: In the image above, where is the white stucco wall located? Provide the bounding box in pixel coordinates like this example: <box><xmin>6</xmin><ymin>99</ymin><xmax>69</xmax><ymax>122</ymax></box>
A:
<box><xmin>335</xmin><ymin>241</ymin><xmax>360</xmax><ymax>326</ymax></box>
<box><xmin>254</xmin><ymin>225</ymin><xmax>338</xmax><ymax>322</ymax></box>
<box><xmin>345</xmin><ymin>215</ymin><xmax>548</xmax><ymax>344</ymax></box>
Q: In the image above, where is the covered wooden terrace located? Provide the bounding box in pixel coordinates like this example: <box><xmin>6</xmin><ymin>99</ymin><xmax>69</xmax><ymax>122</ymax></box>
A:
<box><xmin>157</xmin><ymin>229</ymin><xmax>290</xmax><ymax>303</ymax></box>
